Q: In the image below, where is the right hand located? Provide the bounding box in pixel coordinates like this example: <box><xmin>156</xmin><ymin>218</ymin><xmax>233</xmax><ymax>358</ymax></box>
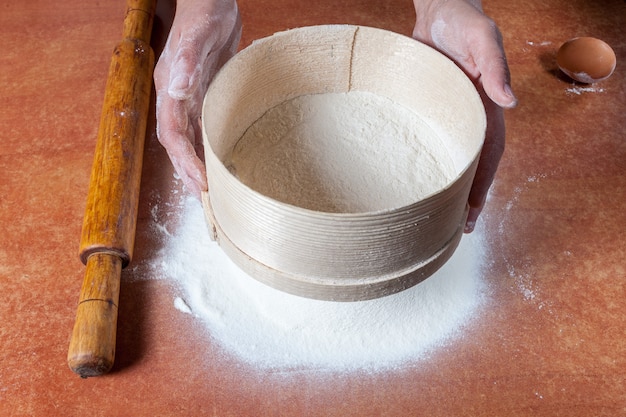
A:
<box><xmin>412</xmin><ymin>0</ymin><xmax>517</xmax><ymax>232</ymax></box>
<box><xmin>154</xmin><ymin>0</ymin><xmax>242</xmax><ymax>197</ymax></box>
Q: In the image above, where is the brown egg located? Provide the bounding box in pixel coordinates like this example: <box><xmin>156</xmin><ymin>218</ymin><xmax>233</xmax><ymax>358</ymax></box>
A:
<box><xmin>556</xmin><ymin>37</ymin><xmax>616</xmax><ymax>83</ymax></box>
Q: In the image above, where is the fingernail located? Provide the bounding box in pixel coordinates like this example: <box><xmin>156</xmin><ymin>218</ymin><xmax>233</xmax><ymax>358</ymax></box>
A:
<box><xmin>504</xmin><ymin>84</ymin><xmax>518</xmax><ymax>107</ymax></box>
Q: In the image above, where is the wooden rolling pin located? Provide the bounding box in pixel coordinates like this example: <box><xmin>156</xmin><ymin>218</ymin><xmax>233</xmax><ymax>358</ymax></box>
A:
<box><xmin>68</xmin><ymin>0</ymin><xmax>156</xmax><ymax>378</ymax></box>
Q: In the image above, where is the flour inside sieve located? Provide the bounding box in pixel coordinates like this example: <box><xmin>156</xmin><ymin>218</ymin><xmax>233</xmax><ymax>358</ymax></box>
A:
<box><xmin>225</xmin><ymin>91</ymin><xmax>456</xmax><ymax>213</ymax></box>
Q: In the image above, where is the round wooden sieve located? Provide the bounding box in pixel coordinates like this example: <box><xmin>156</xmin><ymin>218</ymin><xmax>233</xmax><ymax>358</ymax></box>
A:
<box><xmin>201</xmin><ymin>25</ymin><xmax>486</xmax><ymax>301</ymax></box>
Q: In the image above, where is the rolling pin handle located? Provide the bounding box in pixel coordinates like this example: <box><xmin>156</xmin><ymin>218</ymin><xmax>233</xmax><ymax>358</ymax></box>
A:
<box><xmin>68</xmin><ymin>253</ymin><xmax>123</xmax><ymax>378</ymax></box>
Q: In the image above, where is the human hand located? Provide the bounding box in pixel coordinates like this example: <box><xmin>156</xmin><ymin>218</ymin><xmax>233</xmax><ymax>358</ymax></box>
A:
<box><xmin>154</xmin><ymin>0</ymin><xmax>241</xmax><ymax>197</ymax></box>
<box><xmin>411</xmin><ymin>0</ymin><xmax>517</xmax><ymax>232</ymax></box>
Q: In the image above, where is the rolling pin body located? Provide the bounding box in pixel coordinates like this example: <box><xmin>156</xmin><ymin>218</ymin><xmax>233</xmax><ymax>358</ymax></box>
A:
<box><xmin>68</xmin><ymin>0</ymin><xmax>156</xmax><ymax>378</ymax></box>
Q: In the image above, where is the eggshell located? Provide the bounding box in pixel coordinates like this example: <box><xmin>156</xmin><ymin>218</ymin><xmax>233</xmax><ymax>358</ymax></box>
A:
<box><xmin>556</xmin><ymin>37</ymin><xmax>616</xmax><ymax>83</ymax></box>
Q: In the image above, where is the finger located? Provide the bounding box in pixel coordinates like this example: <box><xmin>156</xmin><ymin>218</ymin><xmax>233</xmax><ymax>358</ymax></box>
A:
<box><xmin>162</xmin><ymin>129</ymin><xmax>208</xmax><ymax>197</ymax></box>
<box><xmin>168</xmin><ymin>145</ymin><xmax>208</xmax><ymax>198</ymax></box>
<box><xmin>472</xmin><ymin>23</ymin><xmax>517</xmax><ymax>109</ymax></box>
<box><xmin>465</xmin><ymin>96</ymin><xmax>505</xmax><ymax>233</ymax></box>
<box><xmin>156</xmin><ymin>93</ymin><xmax>208</xmax><ymax>194</ymax></box>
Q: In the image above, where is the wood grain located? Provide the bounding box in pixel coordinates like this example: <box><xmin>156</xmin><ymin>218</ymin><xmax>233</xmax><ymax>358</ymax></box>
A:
<box><xmin>68</xmin><ymin>0</ymin><xmax>156</xmax><ymax>378</ymax></box>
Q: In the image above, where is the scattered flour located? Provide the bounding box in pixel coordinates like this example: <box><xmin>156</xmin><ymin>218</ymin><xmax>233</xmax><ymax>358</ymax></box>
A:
<box><xmin>173</xmin><ymin>297</ymin><xmax>193</xmax><ymax>315</ymax></box>
<box><xmin>161</xmin><ymin>197</ymin><xmax>487</xmax><ymax>371</ymax></box>
<box><xmin>566</xmin><ymin>86</ymin><xmax>606</xmax><ymax>95</ymax></box>
<box><xmin>525</xmin><ymin>40</ymin><xmax>553</xmax><ymax>46</ymax></box>
<box><xmin>492</xmin><ymin>174</ymin><xmax>555</xmax><ymax>312</ymax></box>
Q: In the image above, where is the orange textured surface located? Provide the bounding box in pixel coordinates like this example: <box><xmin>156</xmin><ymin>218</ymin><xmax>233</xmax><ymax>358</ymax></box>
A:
<box><xmin>1</xmin><ymin>0</ymin><xmax>625</xmax><ymax>415</ymax></box>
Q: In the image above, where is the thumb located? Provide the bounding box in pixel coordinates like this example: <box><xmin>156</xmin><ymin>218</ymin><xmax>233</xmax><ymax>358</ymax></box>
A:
<box><xmin>168</xmin><ymin>43</ymin><xmax>202</xmax><ymax>100</ymax></box>
<box><xmin>478</xmin><ymin>59</ymin><xmax>517</xmax><ymax>109</ymax></box>
<box><xmin>473</xmin><ymin>29</ymin><xmax>517</xmax><ymax>108</ymax></box>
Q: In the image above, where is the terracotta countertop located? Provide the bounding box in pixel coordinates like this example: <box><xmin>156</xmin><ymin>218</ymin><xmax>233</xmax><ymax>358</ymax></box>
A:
<box><xmin>1</xmin><ymin>0</ymin><xmax>625</xmax><ymax>415</ymax></box>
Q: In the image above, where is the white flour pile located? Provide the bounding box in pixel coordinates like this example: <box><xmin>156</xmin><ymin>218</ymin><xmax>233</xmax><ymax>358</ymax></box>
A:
<box><xmin>227</xmin><ymin>91</ymin><xmax>456</xmax><ymax>213</ymax></box>
<box><xmin>160</xmin><ymin>197</ymin><xmax>487</xmax><ymax>371</ymax></box>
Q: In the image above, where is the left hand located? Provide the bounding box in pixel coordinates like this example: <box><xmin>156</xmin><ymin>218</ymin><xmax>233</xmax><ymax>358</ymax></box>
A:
<box><xmin>154</xmin><ymin>0</ymin><xmax>242</xmax><ymax>198</ymax></box>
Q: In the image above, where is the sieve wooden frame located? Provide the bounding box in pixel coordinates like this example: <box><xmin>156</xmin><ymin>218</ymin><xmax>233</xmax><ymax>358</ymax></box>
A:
<box><xmin>201</xmin><ymin>25</ymin><xmax>486</xmax><ymax>301</ymax></box>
